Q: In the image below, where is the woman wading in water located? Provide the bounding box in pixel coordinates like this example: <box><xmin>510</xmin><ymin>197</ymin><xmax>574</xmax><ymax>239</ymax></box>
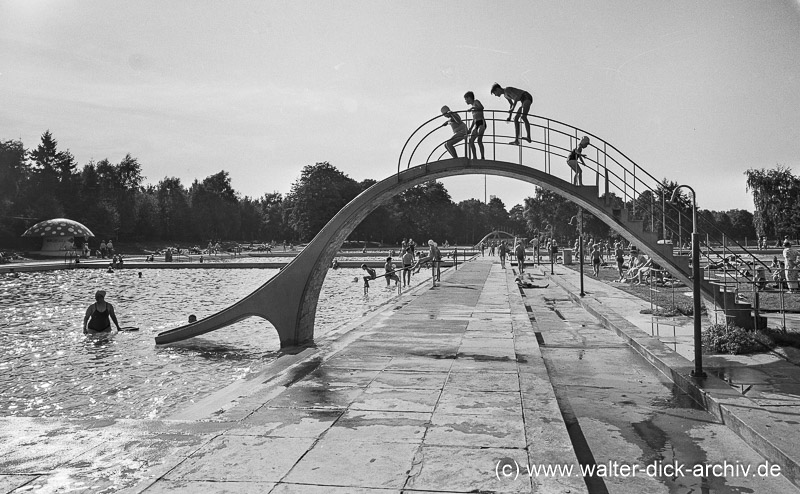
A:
<box><xmin>83</xmin><ymin>290</ymin><xmax>122</xmax><ymax>335</ymax></box>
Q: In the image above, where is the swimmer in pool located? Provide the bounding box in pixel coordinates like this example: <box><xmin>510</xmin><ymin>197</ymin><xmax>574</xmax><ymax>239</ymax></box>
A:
<box><xmin>83</xmin><ymin>290</ymin><xmax>122</xmax><ymax>335</ymax></box>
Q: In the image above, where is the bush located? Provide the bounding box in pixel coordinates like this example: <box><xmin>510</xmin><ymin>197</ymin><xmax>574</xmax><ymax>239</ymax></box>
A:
<box><xmin>702</xmin><ymin>323</ymin><xmax>777</xmax><ymax>355</ymax></box>
<box><xmin>759</xmin><ymin>326</ymin><xmax>800</xmax><ymax>349</ymax></box>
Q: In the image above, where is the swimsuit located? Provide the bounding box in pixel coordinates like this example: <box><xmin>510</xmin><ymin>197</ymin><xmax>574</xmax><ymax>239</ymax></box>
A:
<box><xmin>88</xmin><ymin>304</ymin><xmax>111</xmax><ymax>332</ymax></box>
<box><xmin>521</xmin><ymin>91</ymin><xmax>533</xmax><ymax>103</ymax></box>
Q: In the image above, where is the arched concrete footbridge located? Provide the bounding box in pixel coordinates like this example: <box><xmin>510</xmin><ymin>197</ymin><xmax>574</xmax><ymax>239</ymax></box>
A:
<box><xmin>475</xmin><ymin>231</ymin><xmax>519</xmax><ymax>248</ymax></box>
<box><xmin>156</xmin><ymin>111</ymin><xmax>764</xmax><ymax>346</ymax></box>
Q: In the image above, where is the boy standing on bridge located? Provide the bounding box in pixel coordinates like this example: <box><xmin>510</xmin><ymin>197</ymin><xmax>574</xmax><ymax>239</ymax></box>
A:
<box><xmin>464</xmin><ymin>91</ymin><xmax>486</xmax><ymax>160</ymax></box>
<box><xmin>567</xmin><ymin>136</ymin><xmax>590</xmax><ymax>186</ymax></box>
<box><xmin>440</xmin><ymin>106</ymin><xmax>468</xmax><ymax>159</ymax></box>
<box><xmin>491</xmin><ymin>83</ymin><xmax>533</xmax><ymax>145</ymax></box>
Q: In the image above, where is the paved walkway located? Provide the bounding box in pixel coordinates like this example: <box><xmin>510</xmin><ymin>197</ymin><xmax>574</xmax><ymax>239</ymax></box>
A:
<box><xmin>0</xmin><ymin>259</ymin><xmax>586</xmax><ymax>493</ymax></box>
<box><xmin>547</xmin><ymin>262</ymin><xmax>800</xmax><ymax>489</ymax></box>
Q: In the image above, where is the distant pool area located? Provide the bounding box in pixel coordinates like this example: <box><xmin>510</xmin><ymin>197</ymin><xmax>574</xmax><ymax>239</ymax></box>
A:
<box><xmin>0</xmin><ymin>266</ymin><xmax>422</xmax><ymax>419</ymax></box>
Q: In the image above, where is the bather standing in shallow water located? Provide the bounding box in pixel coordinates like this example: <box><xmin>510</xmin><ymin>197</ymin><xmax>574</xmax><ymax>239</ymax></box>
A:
<box><xmin>83</xmin><ymin>290</ymin><xmax>122</xmax><ymax>335</ymax></box>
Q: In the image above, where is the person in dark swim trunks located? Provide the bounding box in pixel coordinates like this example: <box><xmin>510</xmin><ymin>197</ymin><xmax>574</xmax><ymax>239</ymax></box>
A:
<box><xmin>440</xmin><ymin>105</ymin><xmax>468</xmax><ymax>159</ymax></box>
<box><xmin>83</xmin><ymin>290</ymin><xmax>121</xmax><ymax>334</ymax></box>
<box><xmin>491</xmin><ymin>83</ymin><xmax>533</xmax><ymax>145</ymax></box>
<box><xmin>464</xmin><ymin>91</ymin><xmax>486</xmax><ymax>160</ymax></box>
<box><xmin>567</xmin><ymin>136</ymin><xmax>590</xmax><ymax>186</ymax></box>
<box><xmin>361</xmin><ymin>263</ymin><xmax>378</xmax><ymax>288</ymax></box>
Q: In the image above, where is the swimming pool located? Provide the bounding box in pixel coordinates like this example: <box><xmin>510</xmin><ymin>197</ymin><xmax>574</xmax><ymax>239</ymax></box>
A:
<box><xmin>0</xmin><ymin>267</ymin><xmax>422</xmax><ymax>419</ymax></box>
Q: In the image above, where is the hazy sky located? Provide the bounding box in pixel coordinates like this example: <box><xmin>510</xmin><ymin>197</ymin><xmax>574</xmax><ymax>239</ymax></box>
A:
<box><xmin>2</xmin><ymin>0</ymin><xmax>798</xmax><ymax>212</ymax></box>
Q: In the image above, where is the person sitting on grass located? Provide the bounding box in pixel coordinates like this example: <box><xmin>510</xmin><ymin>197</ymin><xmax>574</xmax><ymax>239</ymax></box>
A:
<box><xmin>622</xmin><ymin>252</ymin><xmax>648</xmax><ymax>283</ymax></box>
<box><xmin>771</xmin><ymin>256</ymin><xmax>786</xmax><ymax>289</ymax></box>
<box><xmin>633</xmin><ymin>258</ymin><xmax>655</xmax><ymax>285</ymax></box>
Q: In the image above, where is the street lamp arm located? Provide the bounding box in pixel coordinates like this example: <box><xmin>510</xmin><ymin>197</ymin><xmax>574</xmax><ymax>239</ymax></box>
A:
<box><xmin>670</xmin><ymin>184</ymin><xmax>696</xmax><ymax>204</ymax></box>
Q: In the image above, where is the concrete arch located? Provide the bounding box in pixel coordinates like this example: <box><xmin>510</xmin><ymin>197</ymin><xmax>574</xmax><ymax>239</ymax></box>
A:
<box><xmin>475</xmin><ymin>231</ymin><xmax>520</xmax><ymax>247</ymax></box>
<box><xmin>155</xmin><ymin>157</ymin><xmax>700</xmax><ymax>346</ymax></box>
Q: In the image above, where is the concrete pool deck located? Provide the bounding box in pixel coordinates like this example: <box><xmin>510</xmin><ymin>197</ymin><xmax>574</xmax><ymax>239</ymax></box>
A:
<box><xmin>546</xmin><ymin>262</ymin><xmax>800</xmax><ymax>489</ymax></box>
<box><xmin>0</xmin><ymin>258</ymin><xmax>585</xmax><ymax>493</ymax></box>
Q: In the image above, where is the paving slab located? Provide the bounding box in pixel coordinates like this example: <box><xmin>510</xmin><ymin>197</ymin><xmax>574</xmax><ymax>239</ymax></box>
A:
<box><xmin>282</xmin><ymin>439</ymin><xmax>419</xmax><ymax>489</ymax></box>
<box><xmin>165</xmin><ymin>435</ymin><xmax>317</xmax><ymax>482</ymax></box>
<box><xmin>404</xmin><ymin>445</ymin><xmax>532</xmax><ymax>493</ymax></box>
<box><xmin>234</xmin><ymin>407</ymin><xmax>342</xmax><ymax>437</ymax></box>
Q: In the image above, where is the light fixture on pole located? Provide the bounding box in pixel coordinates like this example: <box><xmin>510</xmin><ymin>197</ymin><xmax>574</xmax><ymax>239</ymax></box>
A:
<box><xmin>670</xmin><ymin>185</ymin><xmax>706</xmax><ymax>378</ymax></box>
<box><xmin>568</xmin><ymin>212</ymin><xmax>585</xmax><ymax>297</ymax></box>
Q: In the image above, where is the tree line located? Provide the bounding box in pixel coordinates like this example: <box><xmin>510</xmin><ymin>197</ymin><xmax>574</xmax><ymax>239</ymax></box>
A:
<box><xmin>0</xmin><ymin>131</ymin><xmax>765</xmax><ymax>249</ymax></box>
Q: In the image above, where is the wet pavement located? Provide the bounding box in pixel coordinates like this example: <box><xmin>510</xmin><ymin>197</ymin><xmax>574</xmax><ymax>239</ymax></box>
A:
<box><xmin>2</xmin><ymin>257</ymin><xmax>799</xmax><ymax>492</ymax></box>
<box><xmin>547</xmin><ymin>262</ymin><xmax>800</xmax><ymax>492</ymax></box>
<box><xmin>523</xmin><ymin>276</ymin><xmax>796</xmax><ymax>493</ymax></box>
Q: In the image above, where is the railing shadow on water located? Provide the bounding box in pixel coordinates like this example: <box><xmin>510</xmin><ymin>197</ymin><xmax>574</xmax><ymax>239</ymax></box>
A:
<box><xmin>398</xmin><ymin>109</ymin><xmax>780</xmax><ymax>328</ymax></box>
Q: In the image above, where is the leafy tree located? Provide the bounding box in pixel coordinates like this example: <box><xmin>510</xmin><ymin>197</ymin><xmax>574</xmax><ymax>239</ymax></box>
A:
<box><xmin>508</xmin><ymin>204</ymin><xmax>526</xmax><ymax>235</ymax></box>
<box><xmin>259</xmin><ymin>192</ymin><xmax>291</xmax><ymax>242</ymax></box>
<box><xmin>285</xmin><ymin>162</ymin><xmax>361</xmax><ymax>242</ymax></box>
<box><xmin>745</xmin><ymin>166</ymin><xmax>799</xmax><ymax>239</ymax></box>
<box><xmin>486</xmin><ymin>197</ymin><xmax>508</xmax><ymax>232</ymax></box>
<box><xmin>0</xmin><ymin>140</ymin><xmax>29</xmax><ymax>239</ymax></box>
<box><xmin>455</xmin><ymin>199</ymin><xmax>489</xmax><ymax>244</ymax></box>
<box><xmin>392</xmin><ymin>181</ymin><xmax>456</xmax><ymax>244</ymax></box>
<box><xmin>190</xmin><ymin>171</ymin><xmax>241</xmax><ymax>241</ymax></box>
<box><xmin>156</xmin><ymin>177</ymin><xmax>192</xmax><ymax>240</ymax></box>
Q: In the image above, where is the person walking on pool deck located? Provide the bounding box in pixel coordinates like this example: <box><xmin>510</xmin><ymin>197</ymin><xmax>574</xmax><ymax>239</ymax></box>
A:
<box><xmin>402</xmin><ymin>248</ymin><xmax>414</xmax><ymax>286</ymax></box>
<box><xmin>83</xmin><ymin>290</ymin><xmax>122</xmax><ymax>334</ymax></box>
<box><xmin>464</xmin><ymin>91</ymin><xmax>486</xmax><ymax>160</ymax></box>
<box><xmin>491</xmin><ymin>83</ymin><xmax>533</xmax><ymax>145</ymax></box>
<box><xmin>591</xmin><ymin>243</ymin><xmax>602</xmax><ymax>276</ymax></box>
<box><xmin>515</xmin><ymin>240</ymin><xmax>526</xmax><ymax>274</ymax></box>
<box><xmin>498</xmin><ymin>240</ymin><xmax>508</xmax><ymax>269</ymax></box>
<box><xmin>440</xmin><ymin>106</ymin><xmax>468</xmax><ymax>159</ymax></box>
<box><xmin>568</xmin><ymin>136</ymin><xmax>590</xmax><ymax>186</ymax></box>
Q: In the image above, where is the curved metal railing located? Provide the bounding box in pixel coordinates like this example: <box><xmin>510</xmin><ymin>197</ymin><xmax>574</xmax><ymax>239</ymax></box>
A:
<box><xmin>397</xmin><ymin>109</ymin><xmax>777</xmax><ymax>325</ymax></box>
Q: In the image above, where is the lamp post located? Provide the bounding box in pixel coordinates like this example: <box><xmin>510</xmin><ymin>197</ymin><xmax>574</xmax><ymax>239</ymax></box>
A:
<box><xmin>671</xmin><ymin>185</ymin><xmax>706</xmax><ymax>378</ymax></box>
<box><xmin>569</xmin><ymin>212</ymin><xmax>585</xmax><ymax>297</ymax></box>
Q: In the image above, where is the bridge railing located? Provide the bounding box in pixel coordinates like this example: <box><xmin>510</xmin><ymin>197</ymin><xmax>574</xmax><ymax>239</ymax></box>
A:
<box><xmin>398</xmin><ymin>110</ymin><xmax>773</xmax><ymax>320</ymax></box>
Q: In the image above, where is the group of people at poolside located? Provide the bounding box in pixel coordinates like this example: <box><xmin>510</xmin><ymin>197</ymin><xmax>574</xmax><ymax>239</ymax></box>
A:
<box><xmin>439</xmin><ymin>83</ymin><xmax>590</xmax><ymax>186</ymax></box>
<box><xmin>361</xmin><ymin>239</ymin><xmax>443</xmax><ymax>291</ymax></box>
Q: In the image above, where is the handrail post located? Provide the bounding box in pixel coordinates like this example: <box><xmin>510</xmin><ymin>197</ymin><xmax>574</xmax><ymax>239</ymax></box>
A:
<box><xmin>603</xmin><ymin>142</ymin><xmax>608</xmax><ymax>197</ymax></box>
<box><xmin>492</xmin><ymin>112</ymin><xmax>496</xmax><ymax>161</ymax></box>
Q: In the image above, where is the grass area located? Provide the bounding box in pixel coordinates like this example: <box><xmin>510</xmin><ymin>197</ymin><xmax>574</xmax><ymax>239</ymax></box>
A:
<box><xmin>563</xmin><ymin>262</ymin><xmax>699</xmax><ymax>315</ymax></box>
<box><xmin>563</xmin><ymin>261</ymin><xmax>800</xmax><ymax>354</ymax></box>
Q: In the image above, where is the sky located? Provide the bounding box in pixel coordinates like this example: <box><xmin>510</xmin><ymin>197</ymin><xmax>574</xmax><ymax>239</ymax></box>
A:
<box><xmin>1</xmin><ymin>0</ymin><xmax>799</xmax><ymax>212</ymax></box>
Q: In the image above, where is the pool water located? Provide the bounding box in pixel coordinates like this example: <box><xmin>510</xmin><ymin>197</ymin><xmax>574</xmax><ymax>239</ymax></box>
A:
<box><xmin>0</xmin><ymin>267</ymin><xmax>422</xmax><ymax>419</ymax></box>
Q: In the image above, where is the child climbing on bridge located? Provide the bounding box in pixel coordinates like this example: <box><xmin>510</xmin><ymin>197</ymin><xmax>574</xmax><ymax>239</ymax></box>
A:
<box><xmin>464</xmin><ymin>91</ymin><xmax>486</xmax><ymax>160</ymax></box>
<box><xmin>490</xmin><ymin>83</ymin><xmax>533</xmax><ymax>145</ymax></box>
<box><xmin>567</xmin><ymin>136</ymin><xmax>590</xmax><ymax>186</ymax></box>
<box><xmin>440</xmin><ymin>106</ymin><xmax>468</xmax><ymax>159</ymax></box>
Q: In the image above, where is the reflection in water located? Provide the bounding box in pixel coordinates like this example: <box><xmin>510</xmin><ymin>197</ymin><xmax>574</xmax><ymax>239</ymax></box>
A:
<box><xmin>0</xmin><ymin>266</ymin><xmax>424</xmax><ymax>419</ymax></box>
